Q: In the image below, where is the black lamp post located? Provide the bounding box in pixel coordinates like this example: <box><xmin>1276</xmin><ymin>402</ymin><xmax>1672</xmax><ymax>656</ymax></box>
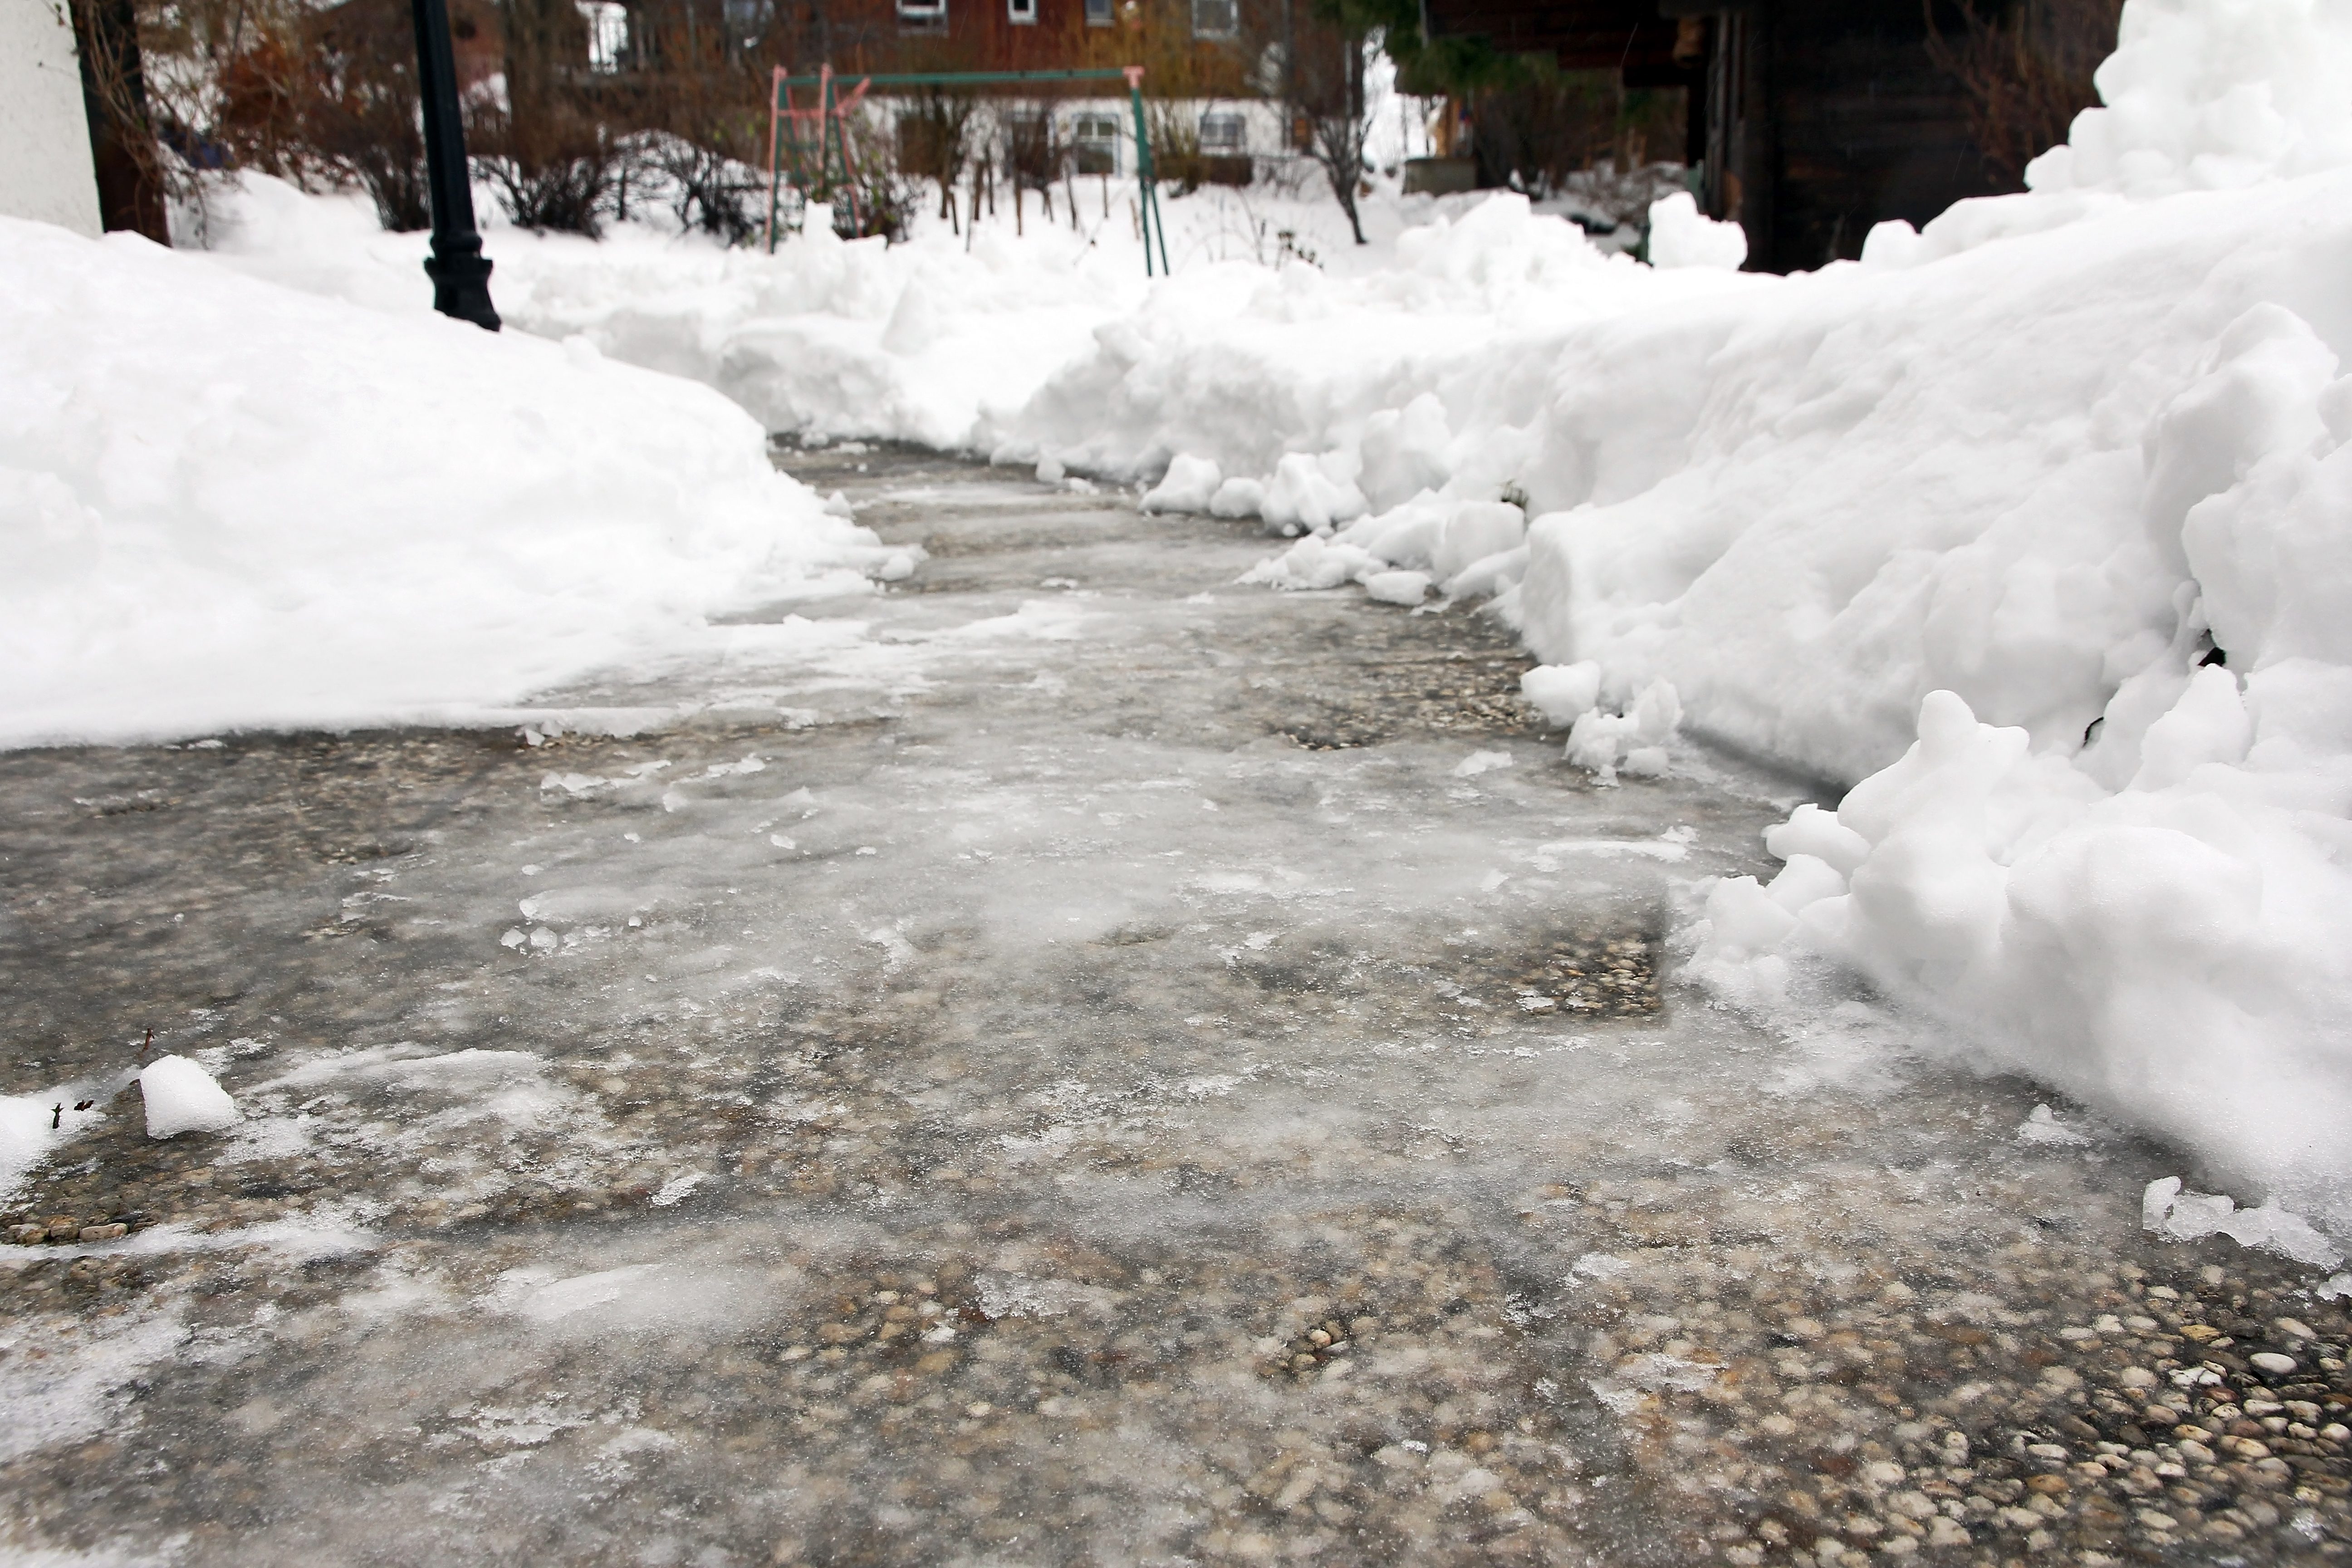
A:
<box><xmin>410</xmin><ymin>0</ymin><xmax>500</xmax><ymax>330</ymax></box>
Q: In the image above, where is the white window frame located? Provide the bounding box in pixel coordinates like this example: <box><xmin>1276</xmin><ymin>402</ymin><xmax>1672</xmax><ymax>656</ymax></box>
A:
<box><xmin>897</xmin><ymin>0</ymin><xmax>946</xmax><ymax>21</ymax></box>
<box><xmin>1190</xmin><ymin>0</ymin><xmax>1236</xmax><ymax>39</ymax></box>
<box><xmin>577</xmin><ymin>0</ymin><xmax>628</xmax><ymax>71</ymax></box>
<box><xmin>1083</xmin><ymin>0</ymin><xmax>1112</xmax><ymax>23</ymax></box>
<box><xmin>1008</xmin><ymin>0</ymin><xmax>1036</xmax><ymax>22</ymax></box>
<box><xmin>1199</xmin><ymin>110</ymin><xmax>1247</xmax><ymax>153</ymax></box>
<box><xmin>1070</xmin><ymin>110</ymin><xmax>1122</xmax><ymax>173</ymax></box>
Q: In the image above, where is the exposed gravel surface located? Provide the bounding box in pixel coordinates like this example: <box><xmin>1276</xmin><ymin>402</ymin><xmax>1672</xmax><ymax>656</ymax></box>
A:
<box><xmin>0</xmin><ymin>446</ymin><xmax>2344</xmax><ymax>1566</ymax></box>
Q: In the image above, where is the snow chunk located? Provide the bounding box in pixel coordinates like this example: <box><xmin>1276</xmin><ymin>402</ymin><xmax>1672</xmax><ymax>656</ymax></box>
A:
<box><xmin>1564</xmin><ymin>680</ymin><xmax>1681</xmax><ymax>781</ymax></box>
<box><xmin>0</xmin><ymin>1090</ymin><xmax>108</xmax><ymax>1193</ymax></box>
<box><xmin>1240</xmin><ymin>534</ymin><xmax>1383</xmax><ymax>592</ymax></box>
<box><xmin>1646</xmin><ymin>191</ymin><xmax>1749</xmax><ymax>270</ymax></box>
<box><xmin>1364</xmin><ymin>569</ymin><xmax>1432</xmax><ymax>605</ymax></box>
<box><xmin>140</xmin><ymin>1055</ymin><xmax>237</xmax><ymax>1139</ymax></box>
<box><xmin>1142</xmin><ymin>453</ymin><xmax>1222</xmax><ymax>513</ymax></box>
<box><xmin>1521</xmin><ymin>663</ymin><xmax>1601</xmax><ymax>728</ymax></box>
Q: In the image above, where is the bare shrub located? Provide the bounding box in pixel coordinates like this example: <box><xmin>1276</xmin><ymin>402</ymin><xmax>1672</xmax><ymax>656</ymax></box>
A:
<box><xmin>298</xmin><ymin>0</ymin><xmax>431</xmax><ymax>230</ymax></box>
<box><xmin>897</xmin><ymin>88</ymin><xmax>979</xmax><ymax>219</ymax></box>
<box><xmin>1004</xmin><ymin>99</ymin><xmax>1063</xmax><ymax>191</ymax></box>
<box><xmin>1467</xmin><ymin>67</ymin><xmax>1682</xmax><ymax>197</ymax></box>
<box><xmin>1286</xmin><ymin>22</ymin><xmax>1373</xmax><ymax>244</ymax></box>
<box><xmin>649</xmin><ymin>137</ymin><xmax>764</xmax><ymax>242</ymax></box>
<box><xmin>478</xmin><ymin>115</ymin><xmax>632</xmax><ymax>235</ymax></box>
<box><xmin>1927</xmin><ymin>0</ymin><xmax>2125</xmax><ymax>187</ymax></box>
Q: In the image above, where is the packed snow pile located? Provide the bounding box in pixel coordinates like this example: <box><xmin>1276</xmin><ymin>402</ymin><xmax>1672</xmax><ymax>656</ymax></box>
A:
<box><xmin>0</xmin><ymin>216</ymin><xmax>890</xmax><ymax>746</ymax></box>
<box><xmin>1553</xmin><ymin>193</ymin><xmax>2352</xmax><ymax>1230</ymax></box>
<box><xmin>190</xmin><ymin>172</ymin><xmax>1140</xmax><ymax>450</ymax></box>
<box><xmin>139</xmin><ymin>1056</ymin><xmax>238</xmax><ymax>1139</ymax></box>
<box><xmin>1002</xmin><ymin>193</ymin><xmax>1762</xmax><ymax>488</ymax></box>
<box><xmin>2026</xmin><ymin>0</ymin><xmax>2352</xmax><ymax>196</ymax></box>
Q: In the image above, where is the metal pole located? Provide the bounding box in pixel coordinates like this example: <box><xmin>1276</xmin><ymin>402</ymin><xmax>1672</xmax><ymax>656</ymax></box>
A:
<box><xmin>409</xmin><ymin>0</ymin><xmax>499</xmax><ymax>329</ymax></box>
<box><xmin>818</xmin><ymin>63</ymin><xmax>837</xmax><ymax>220</ymax></box>
<box><xmin>766</xmin><ymin>66</ymin><xmax>785</xmax><ymax>253</ymax></box>
<box><xmin>1125</xmin><ymin>66</ymin><xmax>1154</xmax><ymax>278</ymax></box>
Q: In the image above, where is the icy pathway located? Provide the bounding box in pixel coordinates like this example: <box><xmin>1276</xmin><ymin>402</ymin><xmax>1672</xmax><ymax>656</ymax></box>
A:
<box><xmin>2</xmin><ymin>448</ymin><xmax>2346</xmax><ymax>1566</ymax></box>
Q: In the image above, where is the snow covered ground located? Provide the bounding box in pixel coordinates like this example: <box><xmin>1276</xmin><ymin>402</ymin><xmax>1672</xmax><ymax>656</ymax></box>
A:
<box><xmin>4</xmin><ymin>447</ymin><xmax>2342</xmax><ymax>1565</ymax></box>
<box><xmin>11</xmin><ymin>0</ymin><xmax>2352</xmax><ymax>1246</ymax></box>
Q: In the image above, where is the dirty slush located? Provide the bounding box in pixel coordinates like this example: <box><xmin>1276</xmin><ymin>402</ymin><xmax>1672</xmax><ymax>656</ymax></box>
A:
<box><xmin>2</xmin><ymin>449</ymin><xmax>2347</xmax><ymax>1566</ymax></box>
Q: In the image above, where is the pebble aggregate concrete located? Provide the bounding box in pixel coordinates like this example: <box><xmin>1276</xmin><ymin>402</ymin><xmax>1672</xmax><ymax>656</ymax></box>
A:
<box><xmin>0</xmin><ymin>446</ymin><xmax>2346</xmax><ymax>1566</ymax></box>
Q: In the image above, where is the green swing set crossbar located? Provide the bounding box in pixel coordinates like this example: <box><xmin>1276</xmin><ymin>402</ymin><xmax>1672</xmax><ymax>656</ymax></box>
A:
<box><xmin>775</xmin><ymin>68</ymin><xmax>1135</xmax><ymax>87</ymax></box>
<box><xmin>763</xmin><ymin>64</ymin><xmax>1171</xmax><ymax>276</ymax></box>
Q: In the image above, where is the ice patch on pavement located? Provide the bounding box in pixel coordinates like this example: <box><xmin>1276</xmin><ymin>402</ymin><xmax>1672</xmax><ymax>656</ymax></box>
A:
<box><xmin>2143</xmin><ymin>1177</ymin><xmax>2343</xmax><ymax>1267</ymax></box>
<box><xmin>0</xmin><ymin>1306</ymin><xmax>189</xmax><ymax>1463</ymax></box>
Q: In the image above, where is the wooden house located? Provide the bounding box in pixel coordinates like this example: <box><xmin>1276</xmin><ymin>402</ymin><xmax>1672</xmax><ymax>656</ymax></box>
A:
<box><xmin>621</xmin><ymin>0</ymin><xmax>1268</xmax><ymax>95</ymax></box>
<box><xmin>612</xmin><ymin>0</ymin><xmax>1280</xmax><ymax>176</ymax></box>
<box><xmin>1419</xmin><ymin>0</ymin><xmax>2007</xmax><ymax>271</ymax></box>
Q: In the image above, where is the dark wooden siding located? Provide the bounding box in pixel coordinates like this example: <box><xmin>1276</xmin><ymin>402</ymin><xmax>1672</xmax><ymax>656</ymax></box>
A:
<box><xmin>788</xmin><ymin>0</ymin><xmax>1259</xmax><ymax>90</ymax></box>
<box><xmin>1420</xmin><ymin>0</ymin><xmax>1689</xmax><ymax>74</ymax></box>
<box><xmin>1417</xmin><ymin>0</ymin><xmax>2006</xmax><ymax>272</ymax></box>
<box><xmin>1763</xmin><ymin>0</ymin><xmax>2001</xmax><ymax>267</ymax></box>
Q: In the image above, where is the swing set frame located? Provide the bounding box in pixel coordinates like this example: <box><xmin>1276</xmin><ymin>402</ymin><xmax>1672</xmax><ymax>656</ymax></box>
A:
<box><xmin>765</xmin><ymin>64</ymin><xmax>1172</xmax><ymax>276</ymax></box>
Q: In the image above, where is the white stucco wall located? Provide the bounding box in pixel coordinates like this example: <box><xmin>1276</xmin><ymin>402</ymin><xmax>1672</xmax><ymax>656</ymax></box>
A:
<box><xmin>1</xmin><ymin>0</ymin><xmax>104</xmax><ymax>237</ymax></box>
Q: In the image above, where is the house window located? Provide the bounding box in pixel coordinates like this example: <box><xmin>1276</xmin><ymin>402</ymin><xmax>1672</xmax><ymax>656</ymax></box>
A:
<box><xmin>1072</xmin><ymin>111</ymin><xmax>1121</xmax><ymax>174</ymax></box>
<box><xmin>1190</xmin><ymin>0</ymin><xmax>1235</xmax><ymax>38</ymax></box>
<box><xmin>1200</xmin><ymin>111</ymin><xmax>1246</xmax><ymax>153</ymax></box>
<box><xmin>1084</xmin><ymin>0</ymin><xmax>1111</xmax><ymax>22</ymax></box>
<box><xmin>577</xmin><ymin>0</ymin><xmax>627</xmax><ymax>70</ymax></box>
<box><xmin>897</xmin><ymin>0</ymin><xmax>946</xmax><ymax>24</ymax></box>
<box><xmin>1009</xmin><ymin>0</ymin><xmax>1036</xmax><ymax>21</ymax></box>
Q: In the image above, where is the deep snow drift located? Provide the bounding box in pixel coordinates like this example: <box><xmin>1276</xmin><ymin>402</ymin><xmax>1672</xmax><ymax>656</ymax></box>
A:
<box><xmin>0</xmin><ymin>216</ymin><xmax>892</xmax><ymax>747</ymax></box>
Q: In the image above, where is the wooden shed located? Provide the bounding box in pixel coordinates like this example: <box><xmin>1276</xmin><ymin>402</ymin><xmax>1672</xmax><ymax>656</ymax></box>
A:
<box><xmin>1419</xmin><ymin>0</ymin><xmax>2006</xmax><ymax>272</ymax></box>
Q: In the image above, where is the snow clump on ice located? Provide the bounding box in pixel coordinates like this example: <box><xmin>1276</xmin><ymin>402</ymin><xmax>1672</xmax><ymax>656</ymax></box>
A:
<box><xmin>139</xmin><ymin>1056</ymin><xmax>238</xmax><ymax>1139</ymax></box>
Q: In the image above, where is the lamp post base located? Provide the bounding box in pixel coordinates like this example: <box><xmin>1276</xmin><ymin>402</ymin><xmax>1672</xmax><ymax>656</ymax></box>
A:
<box><xmin>425</xmin><ymin>233</ymin><xmax>500</xmax><ymax>332</ymax></box>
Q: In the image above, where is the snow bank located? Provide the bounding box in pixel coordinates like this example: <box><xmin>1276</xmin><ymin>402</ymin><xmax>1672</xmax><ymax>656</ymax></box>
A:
<box><xmin>2028</xmin><ymin>0</ymin><xmax>2352</xmax><ymax>196</ymax></box>
<box><xmin>1</xmin><ymin>216</ymin><xmax>888</xmax><ymax>746</ymax></box>
<box><xmin>1540</xmin><ymin>182</ymin><xmax>2352</xmax><ymax>1230</ymax></box>
<box><xmin>999</xmin><ymin>193</ymin><xmax>1760</xmax><ymax>490</ymax></box>
<box><xmin>190</xmin><ymin>170</ymin><xmax>1420</xmax><ymax>453</ymax></box>
<box><xmin>138</xmin><ymin>1056</ymin><xmax>237</xmax><ymax>1139</ymax></box>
